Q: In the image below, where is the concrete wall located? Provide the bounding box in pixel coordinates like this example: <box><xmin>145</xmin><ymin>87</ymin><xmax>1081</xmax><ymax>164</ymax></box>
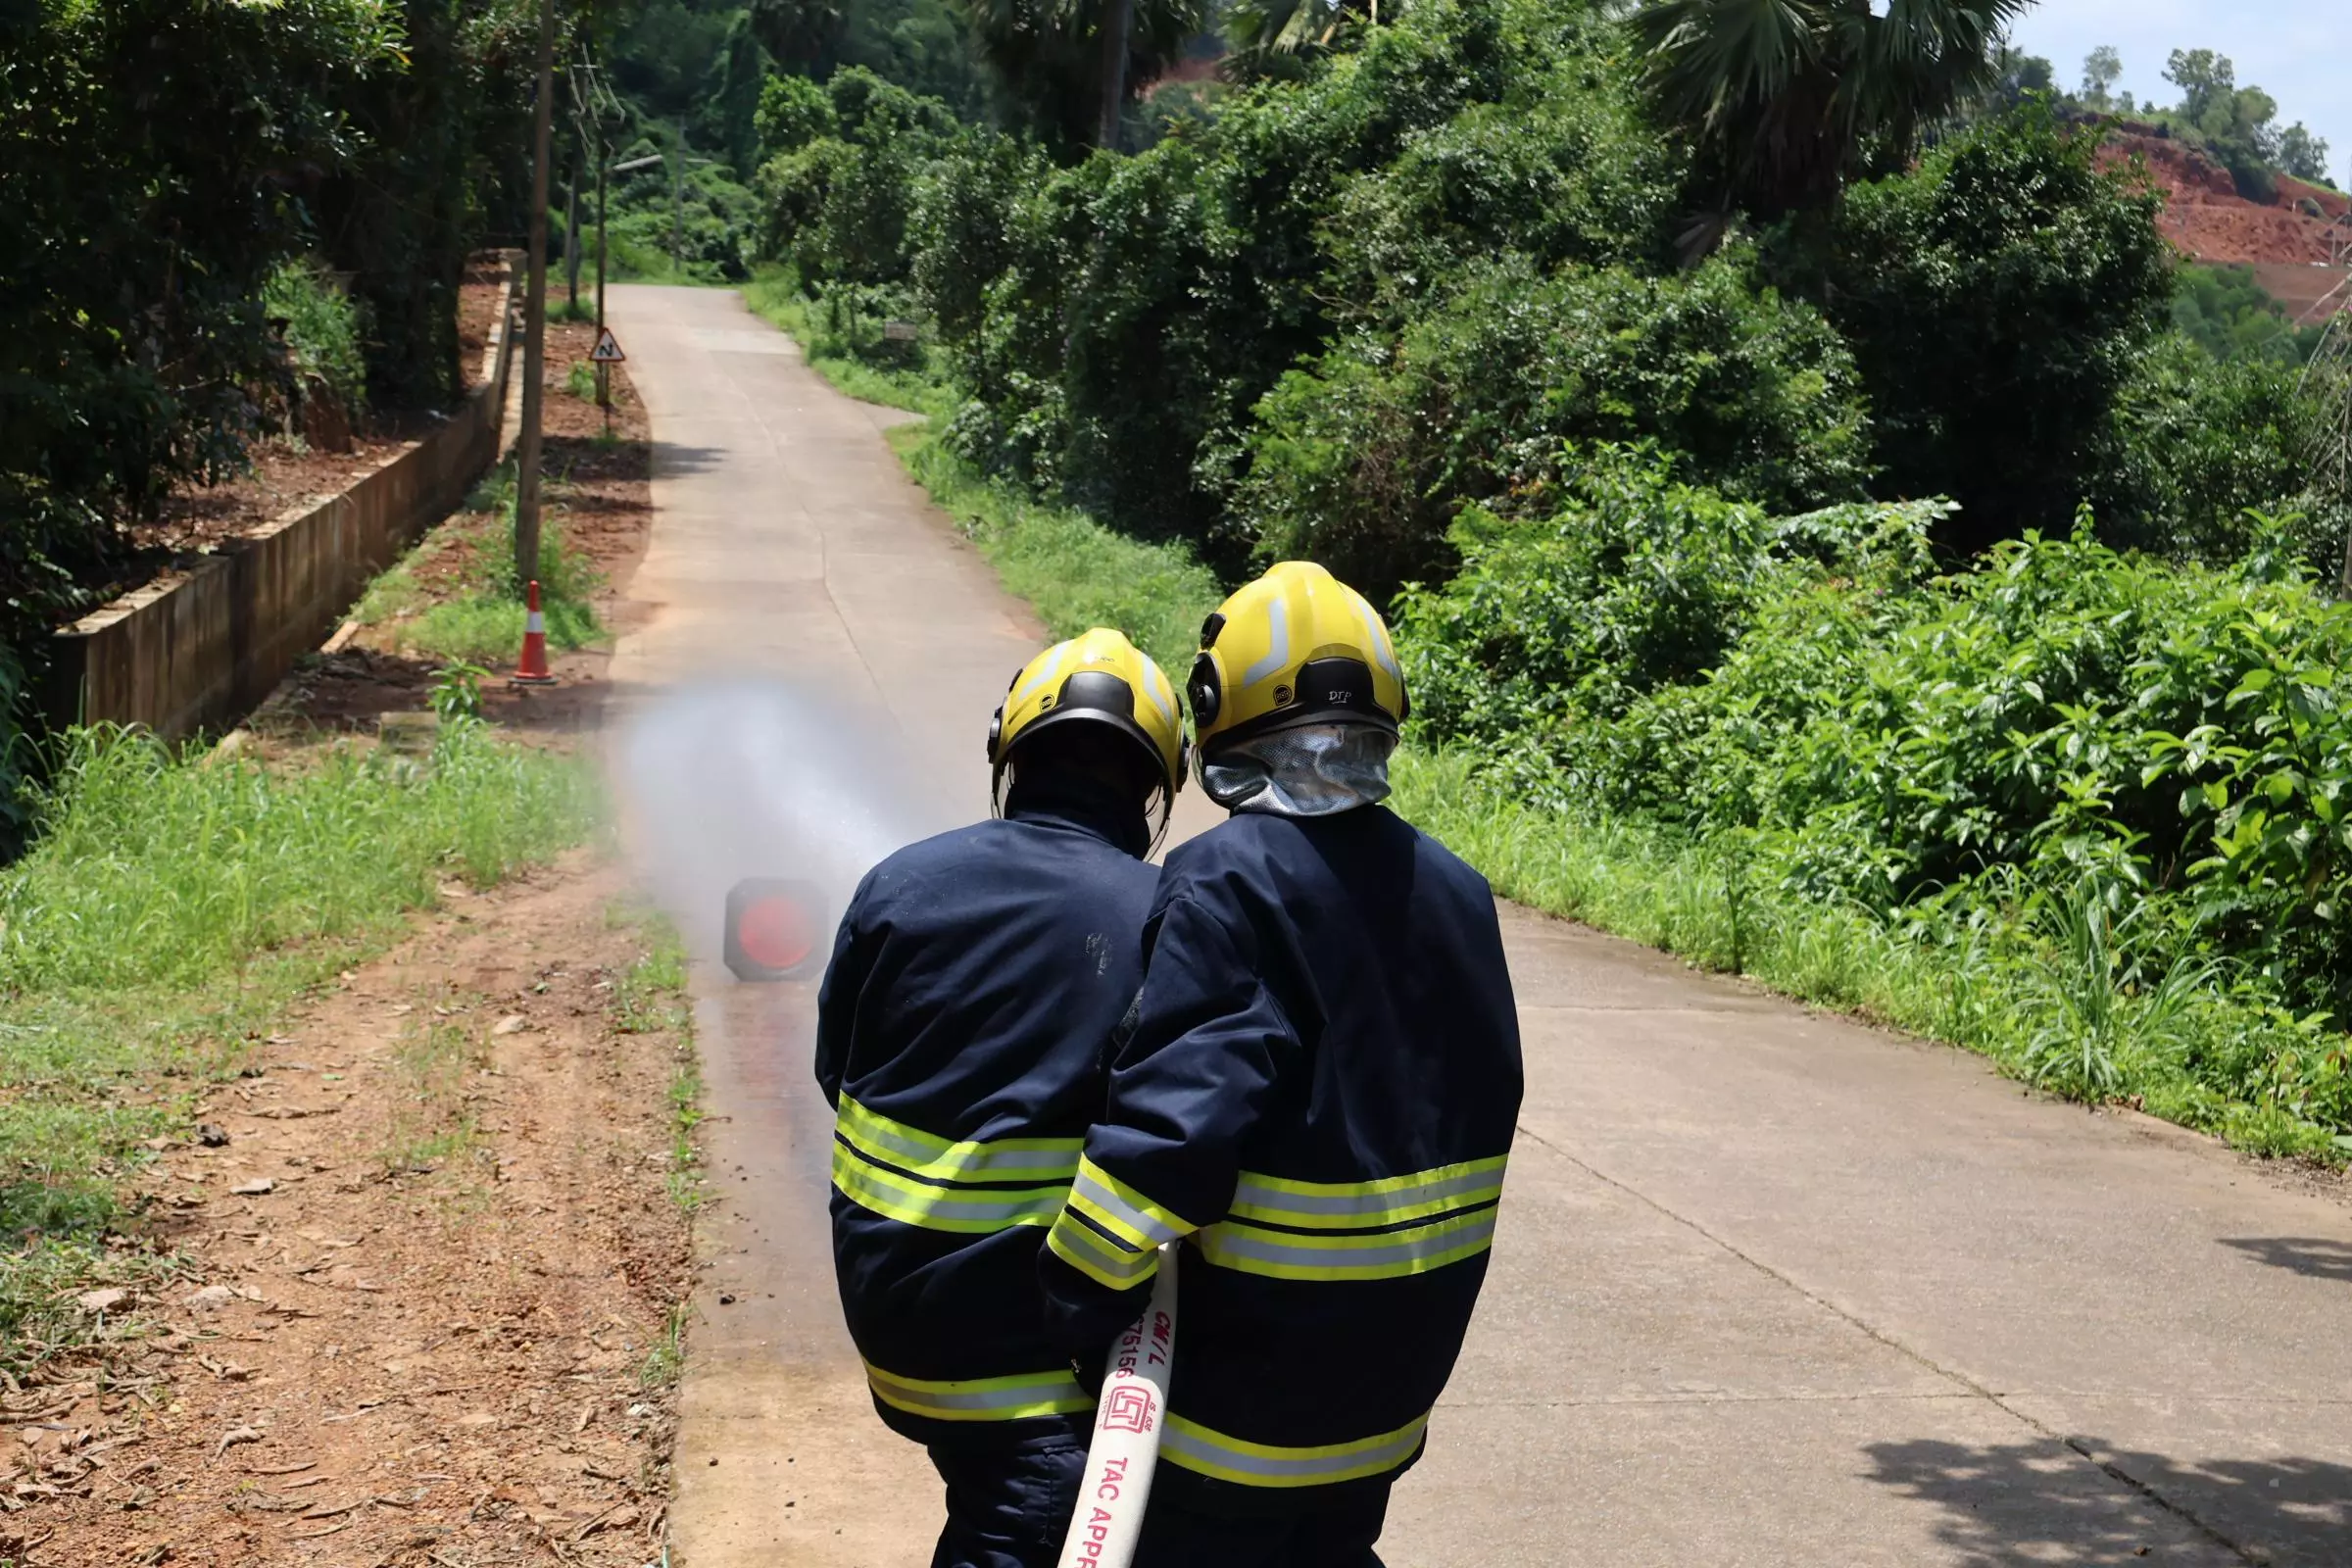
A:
<box><xmin>44</xmin><ymin>261</ymin><xmax>521</xmax><ymax>743</ymax></box>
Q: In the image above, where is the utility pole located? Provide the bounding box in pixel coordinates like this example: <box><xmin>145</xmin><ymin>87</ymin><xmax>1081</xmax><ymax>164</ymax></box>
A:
<box><xmin>1095</xmin><ymin>0</ymin><xmax>1135</xmax><ymax>150</ymax></box>
<box><xmin>672</xmin><ymin>119</ymin><xmax>686</xmax><ymax>276</ymax></box>
<box><xmin>596</xmin><ymin>147</ymin><xmax>609</xmax><ymax>327</ymax></box>
<box><xmin>514</xmin><ymin>0</ymin><xmax>555</xmax><ymax>597</ymax></box>
<box><xmin>564</xmin><ymin>151</ymin><xmax>583</xmax><ymax>312</ymax></box>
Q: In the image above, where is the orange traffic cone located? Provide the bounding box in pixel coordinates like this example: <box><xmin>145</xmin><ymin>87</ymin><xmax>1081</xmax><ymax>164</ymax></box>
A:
<box><xmin>514</xmin><ymin>578</ymin><xmax>557</xmax><ymax>685</ymax></box>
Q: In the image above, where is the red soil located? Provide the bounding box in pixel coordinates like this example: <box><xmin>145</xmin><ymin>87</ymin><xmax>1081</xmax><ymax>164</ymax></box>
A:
<box><xmin>2098</xmin><ymin>125</ymin><xmax>2350</xmax><ymax>292</ymax></box>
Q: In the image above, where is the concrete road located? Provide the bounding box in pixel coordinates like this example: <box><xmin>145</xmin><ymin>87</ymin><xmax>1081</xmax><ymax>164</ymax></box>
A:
<box><xmin>606</xmin><ymin>285</ymin><xmax>2352</xmax><ymax>1566</ymax></box>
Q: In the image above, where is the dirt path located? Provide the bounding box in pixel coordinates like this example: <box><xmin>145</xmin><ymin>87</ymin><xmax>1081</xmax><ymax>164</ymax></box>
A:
<box><xmin>1</xmin><ymin>320</ymin><xmax>696</xmax><ymax>1568</ymax></box>
<box><xmin>608</xmin><ymin>285</ymin><xmax>2352</xmax><ymax>1568</ymax></box>
<box><xmin>4</xmin><ymin>860</ymin><xmax>695</xmax><ymax>1567</ymax></box>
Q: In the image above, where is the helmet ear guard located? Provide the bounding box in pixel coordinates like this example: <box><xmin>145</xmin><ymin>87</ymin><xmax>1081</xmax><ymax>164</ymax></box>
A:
<box><xmin>985</xmin><ymin>707</ymin><xmax>1005</xmax><ymax>764</ymax></box>
<box><xmin>1187</xmin><ymin>652</ymin><xmax>1223</xmax><ymax>732</ymax></box>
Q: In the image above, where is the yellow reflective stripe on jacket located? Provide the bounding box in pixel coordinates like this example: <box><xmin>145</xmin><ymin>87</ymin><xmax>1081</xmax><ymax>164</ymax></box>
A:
<box><xmin>1160</xmin><ymin>1411</ymin><xmax>1430</xmax><ymax>1489</ymax></box>
<box><xmin>1046</xmin><ymin>1205</ymin><xmax>1162</xmax><ymax>1289</ymax></box>
<box><xmin>1067</xmin><ymin>1156</ymin><xmax>1195</xmax><ymax>1251</ymax></box>
<box><xmin>835</xmin><ymin>1095</ymin><xmax>1082</xmax><ymax>1186</ymax></box>
<box><xmin>1228</xmin><ymin>1156</ymin><xmax>1507</xmax><ymax>1231</ymax></box>
<box><xmin>864</xmin><ymin>1362</ymin><xmax>1093</xmax><ymax>1423</ymax></box>
<box><xmin>831</xmin><ymin>1141</ymin><xmax>1066</xmax><ymax>1234</ymax></box>
<box><xmin>1194</xmin><ymin>1205</ymin><xmax>1498</xmax><ymax>1282</ymax></box>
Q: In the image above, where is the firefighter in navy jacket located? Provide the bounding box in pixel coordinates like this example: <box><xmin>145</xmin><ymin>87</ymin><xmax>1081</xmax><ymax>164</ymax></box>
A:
<box><xmin>816</xmin><ymin>629</ymin><xmax>1189</xmax><ymax>1568</ymax></box>
<box><xmin>1040</xmin><ymin>564</ymin><xmax>1524</xmax><ymax>1566</ymax></box>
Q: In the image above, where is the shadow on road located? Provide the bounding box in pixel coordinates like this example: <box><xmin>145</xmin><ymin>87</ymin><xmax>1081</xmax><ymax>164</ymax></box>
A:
<box><xmin>649</xmin><ymin>441</ymin><xmax>726</xmax><ymax>480</ymax></box>
<box><xmin>2220</xmin><ymin>1236</ymin><xmax>2352</xmax><ymax>1283</ymax></box>
<box><xmin>1862</xmin><ymin>1437</ymin><xmax>2352</xmax><ymax>1566</ymax></box>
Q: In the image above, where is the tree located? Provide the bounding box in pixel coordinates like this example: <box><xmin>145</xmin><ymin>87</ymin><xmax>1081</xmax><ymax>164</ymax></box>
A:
<box><xmin>956</xmin><ymin>0</ymin><xmax>1205</xmax><ymax>151</ymax></box>
<box><xmin>2</xmin><ymin>0</ymin><xmax>404</xmax><ymax>611</ymax></box>
<box><xmin>2163</xmin><ymin>48</ymin><xmax>2291</xmax><ymax>200</ymax></box>
<box><xmin>2278</xmin><ymin>123</ymin><xmax>2332</xmax><ymax>186</ymax></box>
<box><xmin>2080</xmin><ymin>44</ymin><xmax>2121</xmax><ymax>111</ymax></box>
<box><xmin>1632</xmin><ymin>0</ymin><xmax>2032</xmax><ymax>222</ymax></box>
<box><xmin>1225</xmin><ymin>0</ymin><xmax>1381</xmax><ymax>74</ymax></box>
<box><xmin>1799</xmin><ymin>104</ymin><xmax>2173</xmax><ymax>555</ymax></box>
<box><xmin>2162</xmin><ymin>47</ymin><xmax>2233</xmax><ymax>124</ymax></box>
<box><xmin>750</xmin><ymin>0</ymin><xmax>846</xmax><ymax>74</ymax></box>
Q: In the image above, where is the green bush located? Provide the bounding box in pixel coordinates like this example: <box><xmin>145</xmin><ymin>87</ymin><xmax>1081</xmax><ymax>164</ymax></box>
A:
<box><xmin>2097</xmin><ymin>334</ymin><xmax>2334</xmax><ymax>565</ymax></box>
<box><xmin>2171</xmin><ymin>262</ymin><xmax>2325</xmax><ymax>366</ymax></box>
<box><xmin>264</xmin><ymin>256</ymin><xmax>371</xmax><ymax>416</ymax></box>
<box><xmin>1237</xmin><ymin>256</ymin><xmax>1873</xmax><ymax>597</ymax></box>
<box><xmin>1398</xmin><ymin>446</ymin><xmax>2352</xmax><ymax>1027</ymax></box>
<box><xmin>918</xmin><ymin>0</ymin><xmax>1691</xmax><ymax>566</ymax></box>
<box><xmin>1798</xmin><ymin>105</ymin><xmax>2175</xmax><ymax>555</ymax></box>
<box><xmin>759</xmin><ymin>67</ymin><xmax>961</xmax><ymax>287</ymax></box>
<box><xmin>1</xmin><ymin>0</ymin><xmax>403</xmax><ymax>654</ymax></box>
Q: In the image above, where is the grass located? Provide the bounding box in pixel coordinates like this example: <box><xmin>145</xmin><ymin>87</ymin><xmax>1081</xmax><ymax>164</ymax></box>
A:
<box><xmin>381</xmin><ymin>998</ymin><xmax>490</xmax><ymax>1175</ymax></box>
<box><xmin>1388</xmin><ymin>751</ymin><xmax>2349</xmax><ymax>1162</ymax></box>
<box><xmin>350</xmin><ymin>460</ymin><xmax>605</xmax><ymax>665</ymax></box>
<box><xmin>741</xmin><ymin>270</ymin><xmax>957</xmax><ymax>421</ymax></box>
<box><xmin>638</xmin><ymin>1301</ymin><xmax>688</xmax><ymax>1389</ymax></box>
<box><xmin>0</xmin><ymin>721</ymin><xmax>601</xmax><ymax>1375</ymax></box>
<box><xmin>607</xmin><ymin>906</ymin><xmax>708</xmax><ymax>1213</ymax></box>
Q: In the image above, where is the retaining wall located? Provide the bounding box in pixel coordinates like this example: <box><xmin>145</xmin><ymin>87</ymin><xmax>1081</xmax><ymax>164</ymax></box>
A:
<box><xmin>44</xmin><ymin>260</ymin><xmax>521</xmax><ymax>744</ymax></box>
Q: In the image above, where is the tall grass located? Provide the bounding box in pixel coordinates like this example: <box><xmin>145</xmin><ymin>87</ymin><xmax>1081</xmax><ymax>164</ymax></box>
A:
<box><xmin>351</xmin><ymin>459</ymin><xmax>604</xmax><ymax>663</ymax></box>
<box><xmin>897</xmin><ymin>428</ymin><xmax>1220</xmax><ymax>678</ymax></box>
<box><xmin>0</xmin><ymin>725</ymin><xmax>600</xmax><ymax>1226</ymax></box>
<box><xmin>741</xmin><ymin>270</ymin><xmax>956</xmax><ymax>420</ymax></box>
<box><xmin>1390</xmin><ymin>751</ymin><xmax>2349</xmax><ymax>1161</ymax></box>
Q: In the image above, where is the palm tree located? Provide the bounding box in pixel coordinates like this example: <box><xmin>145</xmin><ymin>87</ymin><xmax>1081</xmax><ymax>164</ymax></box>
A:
<box><xmin>1223</xmin><ymin>0</ymin><xmax>1385</xmax><ymax>74</ymax></box>
<box><xmin>959</xmin><ymin>0</ymin><xmax>1207</xmax><ymax>150</ymax></box>
<box><xmin>1634</xmin><ymin>0</ymin><xmax>2031</xmax><ymax>222</ymax></box>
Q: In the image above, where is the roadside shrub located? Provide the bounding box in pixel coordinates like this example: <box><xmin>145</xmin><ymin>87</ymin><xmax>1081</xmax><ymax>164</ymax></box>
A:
<box><xmin>1239</xmin><ymin>258</ymin><xmax>1873</xmax><ymax>597</ymax></box>
<box><xmin>1400</xmin><ymin>448</ymin><xmax>2352</xmax><ymax>1018</ymax></box>
<box><xmin>917</xmin><ymin>0</ymin><xmax>1688</xmax><ymax>566</ymax></box>
<box><xmin>263</xmin><ymin>256</ymin><xmax>371</xmax><ymax>416</ymax></box>
<box><xmin>2095</xmin><ymin>334</ymin><xmax>2331</xmax><ymax>565</ymax></box>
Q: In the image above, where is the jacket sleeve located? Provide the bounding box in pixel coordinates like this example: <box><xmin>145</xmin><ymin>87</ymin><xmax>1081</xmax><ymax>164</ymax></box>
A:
<box><xmin>1040</xmin><ymin>887</ymin><xmax>1298</xmax><ymax>1354</ymax></box>
<box><xmin>811</xmin><ymin>893</ymin><xmax>870</xmax><ymax>1110</ymax></box>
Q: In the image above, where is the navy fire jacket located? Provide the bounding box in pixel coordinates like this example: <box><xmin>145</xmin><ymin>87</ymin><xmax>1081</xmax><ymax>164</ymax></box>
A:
<box><xmin>1040</xmin><ymin>804</ymin><xmax>1523</xmax><ymax>1510</ymax></box>
<box><xmin>815</xmin><ymin>779</ymin><xmax>1157</xmax><ymax>1446</ymax></box>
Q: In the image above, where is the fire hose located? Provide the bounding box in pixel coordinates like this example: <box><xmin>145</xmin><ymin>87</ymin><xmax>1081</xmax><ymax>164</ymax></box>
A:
<box><xmin>1056</xmin><ymin>1246</ymin><xmax>1179</xmax><ymax>1568</ymax></box>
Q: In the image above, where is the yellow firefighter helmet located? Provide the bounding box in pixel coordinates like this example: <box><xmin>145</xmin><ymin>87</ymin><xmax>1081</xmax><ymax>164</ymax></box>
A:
<box><xmin>987</xmin><ymin>628</ymin><xmax>1188</xmax><ymax>832</ymax></box>
<box><xmin>1187</xmin><ymin>562</ymin><xmax>1407</xmax><ymax>752</ymax></box>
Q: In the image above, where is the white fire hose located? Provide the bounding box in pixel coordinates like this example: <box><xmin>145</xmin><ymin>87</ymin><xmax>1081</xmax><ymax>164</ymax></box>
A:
<box><xmin>1056</xmin><ymin>1246</ymin><xmax>1179</xmax><ymax>1568</ymax></box>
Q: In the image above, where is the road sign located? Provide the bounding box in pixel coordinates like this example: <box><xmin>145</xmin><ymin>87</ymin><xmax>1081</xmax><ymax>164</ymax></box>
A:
<box><xmin>882</xmin><ymin>320</ymin><xmax>920</xmax><ymax>342</ymax></box>
<box><xmin>591</xmin><ymin>328</ymin><xmax>626</xmax><ymax>364</ymax></box>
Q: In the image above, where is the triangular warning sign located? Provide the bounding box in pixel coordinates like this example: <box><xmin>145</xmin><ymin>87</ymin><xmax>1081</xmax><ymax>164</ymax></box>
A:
<box><xmin>590</xmin><ymin>328</ymin><xmax>626</xmax><ymax>364</ymax></box>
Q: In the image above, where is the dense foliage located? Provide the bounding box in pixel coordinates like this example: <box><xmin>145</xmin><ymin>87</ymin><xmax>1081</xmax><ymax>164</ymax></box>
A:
<box><xmin>755</xmin><ymin>0</ymin><xmax>2325</xmax><ymax>589</ymax></box>
<box><xmin>2171</xmin><ymin>263</ymin><xmax>2326</xmax><ymax>366</ymax></box>
<box><xmin>0</xmin><ymin>0</ymin><xmax>544</xmax><ymax>806</ymax></box>
<box><xmin>1397</xmin><ymin>448</ymin><xmax>2352</xmax><ymax>1137</ymax></box>
<box><xmin>1794</xmin><ymin>105</ymin><xmax>2175</xmax><ymax>557</ymax></box>
<box><xmin>1</xmin><ymin>0</ymin><xmax>401</xmax><ymax>644</ymax></box>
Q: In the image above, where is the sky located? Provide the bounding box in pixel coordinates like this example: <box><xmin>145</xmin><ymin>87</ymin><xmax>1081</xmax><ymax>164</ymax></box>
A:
<box><xmin>2007</xmin><ymin>0</ymin><xmax>2352</xmax><ymax>187</ymax></box>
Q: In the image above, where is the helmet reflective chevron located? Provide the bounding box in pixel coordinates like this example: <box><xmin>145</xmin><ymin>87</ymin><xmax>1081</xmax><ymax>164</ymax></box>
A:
<box><xmin>1187</xmin><ymin>563</ymin><xmax>1406</xmax><ymax>753</ymax></box>
<box><xmin>988</xmin><ymin>628</ymin><xmax>1188</xmax><ymax>839</ymax></box>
